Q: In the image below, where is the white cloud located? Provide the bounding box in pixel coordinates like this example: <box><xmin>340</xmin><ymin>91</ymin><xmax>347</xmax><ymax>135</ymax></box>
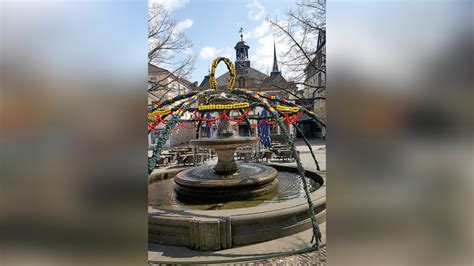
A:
<box><xmin>199</xmin><ymin>47</ymin><xmax>217</xmax><ymax>59</ymax></box>
<box><xmin>199</xmin><ymin>46</ymin><xmax>233</xmax><ymax>60</ymax></box>
<box><xmin>175</xmin><ymin>18</ymin><xmax>193</xmax><ymax>32</ymax></box>
<box><xmin>256</xmin><ymin>35</ymin><xmax>274</xmax><ymax>57</ymax></box>
<box><xmin>246</xmin><ymin>20</ymin><xmax>271</xmax><ymax>39</ymax></box>
<box><xmin>149</xmin><ymin>0</ymin><xmax>189</xmax><ymax>12</ymax></box>
<box><xmin>251</xmin><ymin>35</ymin><xmax>274</xmax><ymax>70</ymax></box>
<box><xmin>251</xmin><ymin>34</ymin><xmax>293</xmax><ymax>77</ymax></box>
<box><xmin>253</xmin><ymin>20</ymin><xmax>270</xmax><ymax>37</ymax></box>
<box><xmin>246</xmin><ymin>0</ymin><xmax>265</xmax><ymax>21</ymax></box>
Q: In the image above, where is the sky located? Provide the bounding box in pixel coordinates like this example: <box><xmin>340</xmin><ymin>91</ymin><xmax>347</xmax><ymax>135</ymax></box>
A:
<box><xmin>7</xmin><ymin>0</ymin><xmax>467</xmax><ymax>91</ymax></box>
<box><xmin>149</xmin><ymin>0</ymin><xmax>295</xmax><ymax>84</ymax></box>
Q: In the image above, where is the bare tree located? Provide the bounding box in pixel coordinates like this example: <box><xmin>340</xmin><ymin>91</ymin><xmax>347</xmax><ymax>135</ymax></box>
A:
<box><xmin>148</xmin><ymin>4</ymin><xmax>196</xmax><ymax>93</ymax></box>
<box><xmin>266</xmin><ymin>0</ymin><xmax>326</xmax><ymax>124</ymax></box>
<box><xmin>267</xmin><ymin>0</ymin><xmax>326</xmax><ymax>86</ymax></box>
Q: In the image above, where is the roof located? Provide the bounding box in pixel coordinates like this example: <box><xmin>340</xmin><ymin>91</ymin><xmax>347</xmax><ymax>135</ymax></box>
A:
<box><xmin>148</xmin><ymin>63</ymin><xmax>168</xmax><ymax>75</ymax></box>
<box><xmin>272</xmin><ymin>41</ymin><xmax>279</xmax><ymax>72</ymax></box>
<box><xmin>199</xmin><ymin>75</ymin><xmax>210</xmax><ymax>88</ymax></box>
<box><xmin>215</xmin><ymin>67</ymin><xmax>269</xmax><ymax>86</ymax></box>
<box><xmin>148</xmin><ymin>63</ymin><xmax>195</xmax><ymax>89</ymax></box>
<box><xmin>234</xmin><ymin>40</ymin><xmax>249</xmax><ymax>48</ymax></box>
<box><xmin>200</xmin><ymin>67</ymin><xmax>292</xmax><ymax>89</ymax></box>
<box><xmin>264</xmin><ymin>71</ymin><xmax>287</xmax><ymax>84</ymax></box>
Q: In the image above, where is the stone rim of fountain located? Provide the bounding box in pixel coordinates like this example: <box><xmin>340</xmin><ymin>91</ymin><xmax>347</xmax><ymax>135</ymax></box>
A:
<box><xmin>149</xmin><ymin>165</ymin><xmax>326</xmax><ymax>251</ymax></box>
<box><xmin>174</xmin><ymin>163</ymin><xmax>277</xmax><ymax>188</ymax></box>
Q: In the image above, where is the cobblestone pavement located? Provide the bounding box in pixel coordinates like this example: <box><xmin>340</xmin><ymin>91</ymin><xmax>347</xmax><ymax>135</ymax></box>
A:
<box><xmin>253</xmin><ymin>246</ymin><xmax>327</xmax><ymax>265</ymax></box>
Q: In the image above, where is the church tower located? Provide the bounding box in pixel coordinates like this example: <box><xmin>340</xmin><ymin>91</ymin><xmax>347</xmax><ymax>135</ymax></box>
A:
<box><xmin>265</xmin><ymin>40</ymin><xmax>286</xmax><ymax>83</ymax></box>
<box><xmin>200</xmin><ymin>28</ymin><xmax>291</xmax><ymax>91</ymax></box>
<box><xmin>235</xmin><ymin>28</ymin><xmax>250</xmax><ymax>70</ymax></box>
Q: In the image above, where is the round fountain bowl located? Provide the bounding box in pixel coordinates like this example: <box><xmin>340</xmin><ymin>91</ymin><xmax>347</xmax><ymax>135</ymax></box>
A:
<box><xmin>174</xmin><ymin>163</ymin><xmax>278</xmax><ymax>201</ymax></box>
<box><xmin>191</xmin><ymin>136</ymin><xmax>258</xmax><ymax>174</ymax></box>
<box><xmin>190</xmin><ymin>136</ymin><xmax>258</xmax><ymax>149</ymax></box>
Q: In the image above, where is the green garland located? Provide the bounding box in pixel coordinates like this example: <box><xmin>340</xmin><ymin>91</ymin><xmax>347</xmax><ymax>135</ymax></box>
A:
<box><xmin>148</xmin><ymin>118</ymin><xmax>178</xmax><ymax>174</ymax></box>
<box><xmin>277</xmin><ymin>118</ymin><xmax>322</xmax><ymax>248</ymax></box>
<box><xmin>231</xmin><ymin>89</ymin><xmax>322</xmax><ymax>249</ymax></box>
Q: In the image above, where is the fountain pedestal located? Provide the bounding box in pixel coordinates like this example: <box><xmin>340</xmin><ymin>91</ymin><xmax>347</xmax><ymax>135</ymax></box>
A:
<box><xmin>212</xmin><ymin>117</ymin><xmax>242</xmax><ymax>174</ymax></box>
<box><xmin>214</xmin><ymin>148</ymin><xmax>238</xmax><ymax>174</ymax></box>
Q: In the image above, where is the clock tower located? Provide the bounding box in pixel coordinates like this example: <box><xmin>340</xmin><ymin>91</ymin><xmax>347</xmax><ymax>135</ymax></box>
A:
<box><xmin>235</xmin><ymin>28</ymin><xmax>250</xmax><ymax>70</ymax></box>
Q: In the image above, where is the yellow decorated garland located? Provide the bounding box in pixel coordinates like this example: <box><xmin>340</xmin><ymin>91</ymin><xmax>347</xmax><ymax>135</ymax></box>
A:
<box><xmin>148</xmin><ymin>108</ymin><xmax>171</xmax><ymax>117</ymax></box>
<box><xmin>209</xmin><ymin>57</ymin><xmax>236</xmax><ymax>90</ymax></box>
<box><xmin>276</xmin><ymin>105</ymin><xmax>300</xmax><ymax>113</ymax></box>
<box><xmin>198</xmin><ymin>102</ymin><xmax>249</xmax><ymax>111</ymax></box>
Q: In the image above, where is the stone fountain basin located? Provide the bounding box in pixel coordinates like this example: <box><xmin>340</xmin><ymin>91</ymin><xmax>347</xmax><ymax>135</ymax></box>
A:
<box><xmin>148</xmin><ymin>165</ymin><xmax>326</xmax><ymax>251</ymax></box>
<box><xmin>190</xmin><ymin>136</ymin><xmax>258</xmax><ymax>149</ymax></box>
<box><xmin>174</xmin><ymin>163</ymin><xmax>277</xmax><ymax>188</ymax></box>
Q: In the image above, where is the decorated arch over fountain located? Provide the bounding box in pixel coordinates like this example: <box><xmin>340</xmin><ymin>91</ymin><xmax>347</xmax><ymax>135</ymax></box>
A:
<box><xmin>148</xmin><ymin>57</ymin><xmax>325</xmax><ymax>252</ymax></box>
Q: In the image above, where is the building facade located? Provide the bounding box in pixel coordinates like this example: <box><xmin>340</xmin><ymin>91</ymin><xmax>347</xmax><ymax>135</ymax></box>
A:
<box><xmin>300</xmin><ymin>29</ymin><xmax>326</xmax><ymax>139</ymax></box>
<box><xmin>148</xmin><ymin>64</ymin><xmax>197</xmax><ymax>148</ymax></box>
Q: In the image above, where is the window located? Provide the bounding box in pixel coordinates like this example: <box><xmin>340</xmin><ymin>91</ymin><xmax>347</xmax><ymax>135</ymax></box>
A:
<box><xmin>270</xmin><ymin>125</ymin><xmax>278</xmax><ymax>135</ymax></box>
<box><xmin>152</xmin><ymin>129</ymin><xmax>163</xmax><ymax>144</ymax></box>
<box><xmin>238</xmin><ymin>77</ymin><xmax>246</xmax><ymax>88</ymax></box>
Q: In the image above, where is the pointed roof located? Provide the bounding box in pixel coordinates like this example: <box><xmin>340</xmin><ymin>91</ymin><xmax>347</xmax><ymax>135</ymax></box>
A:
<box><xmin>265</xmin><ymin>41</ymin><xmax>286</xmax><ymax>83</ymax></box>
<box><xmin>199</xmin><ymin>74</ymin><xmax>210</xmax><ymax>88</ymax></box>
<box><xmin>271</xmin><ymin>40</ymin><xmax>280</xmax><ymax>73</ymax></box>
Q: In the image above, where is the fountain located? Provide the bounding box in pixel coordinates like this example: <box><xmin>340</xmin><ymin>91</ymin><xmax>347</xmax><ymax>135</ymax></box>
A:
<box><xmin>174</xmin><ymin>93</ymin><xmax>278</xmax><ymax>201</ymax></box>
<box><xmin>149</xmin><ymin>97</ymin><xmax>325</xmax><ymax>251</ymax></box>
<box><xmin>148</xmin><ymin>57</ymin><xmax>326</xmax><ymax>259</ymax></box>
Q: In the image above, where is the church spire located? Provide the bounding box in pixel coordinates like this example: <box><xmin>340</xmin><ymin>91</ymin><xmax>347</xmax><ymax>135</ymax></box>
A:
<box><xmin>272</xmin><ymin>40</ymin><xmax>280</xmax><ymax>73</ymax></box>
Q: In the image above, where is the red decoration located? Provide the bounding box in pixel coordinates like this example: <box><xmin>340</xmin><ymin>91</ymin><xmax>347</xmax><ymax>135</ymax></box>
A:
<box><xmin>147</xmin><ymin>116</ymin><xmax>160</xmax><ymax>130</ymax></box>
<box><xmin>178</xmin><ymin>122</ymin><xmax>196</xmax><ymax>129</ymax></box>
<box><xmin>148</xmin><ymin>110</ymin><xmax>303</xmax><ymax>131</ymax></box>
<box><xmin>255</xmin><ymin>111</ymin><xmax>302</xmax><ymax>127</ymax></box>
<box><xmin>221</xmin><ymin>109</ymin><xmax>251</xmax><ymax>123</ymax></box>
